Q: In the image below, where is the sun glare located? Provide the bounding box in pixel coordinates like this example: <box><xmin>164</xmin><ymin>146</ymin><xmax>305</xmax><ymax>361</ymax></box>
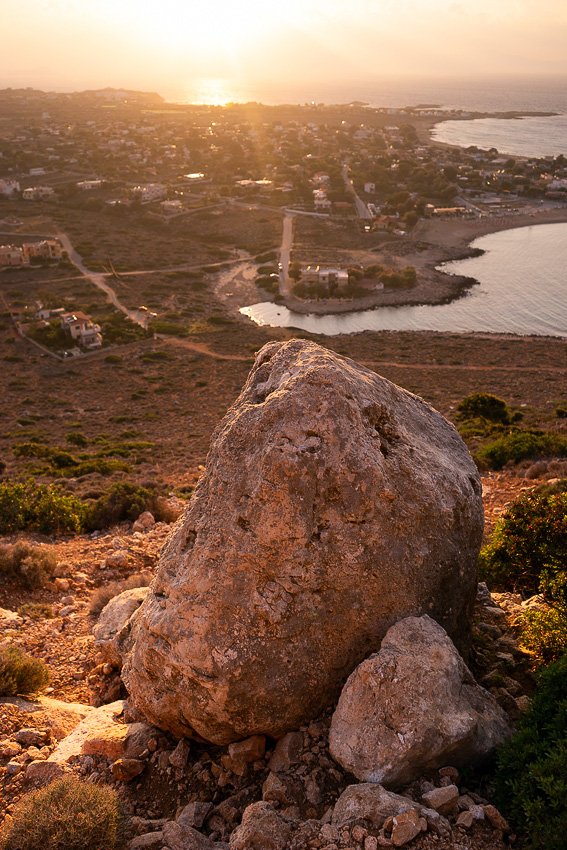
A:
<box><xmin>89</xmin><ymin>0</ymin><xmax>343</xmax><ymax>66</ymax></box>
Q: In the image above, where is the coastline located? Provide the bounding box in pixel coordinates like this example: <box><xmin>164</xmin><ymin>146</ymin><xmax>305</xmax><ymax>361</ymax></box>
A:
<box><xmin>275</xmin><ymin>207</ymin><xmax>567</xmax><ymax>317</ymax></box>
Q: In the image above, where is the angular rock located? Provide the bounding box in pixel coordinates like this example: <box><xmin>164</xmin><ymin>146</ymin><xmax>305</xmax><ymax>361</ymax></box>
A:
<box><xmin>133</xmin><ymin>511</ymin><xmax>155</xmax><ymax>533</ymax></box>
<box><xmin>0</xmin><ymin>695</ymin><xmax>92</xmax><ymax>741</ymax></box>
<box><xmin>163</xmin><ymin>821</ymin><xmax>227</xmax><ymax>850</ymax></box>
<box><xmin>123</xmin><ymin>340</ymin><xmax>483</xmax><ymax>743</ymax></box>
<box><xmin>268</xmin><ymin>731</ymin><xmax>303</xmax><ymax>772</ymax></box>
<box><xmin>329</xmin><ymin>616</ymin><xmax>511</xmax><ymax>786</ymax></box>
<box><xmin>333</xmin><ymin>784</ymin><xmax>451</xmax><ymax>839</ymax></box>
<box><xmin>229</xmin><ymin>801</ymin><xmax>295</xmax><ymax>850</ymax></box>
<box><xmin>169</xmin><ymin>738</ymin><xmax>191</xmax><ymax>769</ymax></box>
<box><xmin>46</xmin><ymin>700</ymin><xmax>156</xmax><ymax>765</ymax></box>
<box><xmin>332</xmin><ymin>784</ymin><xmax>421</xmax><ymax>829</ymax></box>
<box><xmin>391</xmin><ymin>809</ymin><xmax>423</xmax><ymax>846</ymax></box>
<box><xmin>111</xmin><ymin>757</ymin><xmax>145</xmax><ymax>781</ymax></box>
<box><xmin>177</xmin><ymin>802</ymin><xmax>213</xmax><ymax>830</ymax></box>
<box><xmin>14</xmin><ymin>728</ymin><xmax>46</xmax><ymax>747</ymax></box>
<box><xmin>93</xmin><ymin>587</ymin><xmax>149</xmax><ymax>667</ymax></box>
<box><xmin>421</xmin><ymin>785</ymin><xmax>459</xmax><ymax>816</ymax></box>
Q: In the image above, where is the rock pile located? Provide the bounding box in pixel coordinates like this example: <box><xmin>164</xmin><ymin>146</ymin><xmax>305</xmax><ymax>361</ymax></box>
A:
<box><xmin>123</xmin><ymin>339</ymin><xmax>484</xmax><ymax>744</ymax></box>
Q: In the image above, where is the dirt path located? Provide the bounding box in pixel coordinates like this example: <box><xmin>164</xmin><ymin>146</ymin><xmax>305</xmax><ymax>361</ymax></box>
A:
<box><xmin>162</xmin><ymin>337</ymin><xmax>251</xmax><ymax>361</ymax></box>
<box><xmin>56</xmin><ymin>231</ymin><xmax>149</xmax><ymax>328</ymax></box>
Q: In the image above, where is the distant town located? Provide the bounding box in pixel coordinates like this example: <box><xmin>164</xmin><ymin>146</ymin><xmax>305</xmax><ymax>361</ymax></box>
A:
<box><xmin>0</xmin><ymin>87</ymin><xmax>566</xmax><ymax>355</ymax></box>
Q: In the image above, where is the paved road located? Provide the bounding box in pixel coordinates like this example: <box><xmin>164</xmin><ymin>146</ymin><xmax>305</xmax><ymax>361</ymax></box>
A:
<box><xmin>341</xmin><ymin>163</ymin><xmax>373</xmax><ymax>220</ymax></box>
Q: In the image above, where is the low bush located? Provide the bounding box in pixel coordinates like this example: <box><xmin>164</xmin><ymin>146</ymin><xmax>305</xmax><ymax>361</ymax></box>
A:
<box><xmin>457</xmin><ymin>392</ymin><xmax>512</xmax><ymax>424</ymax></box>
<box><xmin>18</xmin><ymin>602</ymin><xmax>55</xmax><ymax>620</ymax></box>
<box><xmin>0</xmin><ymin>541</ymin><xmax>57</xmax><ymax>589</ymax></box>
<box><xmin>492</xmin><ymin>653</ymin><xmax>567</xmax><ymax>850</ymax></box>
<box><xmin>479</xmin><ymin>482</ymin><xmax>567</xmax><ymax>663</ymax></box>
<box><xmin>0</xmin><ymin>644</ymin><xmax>49</xmax><ymax>696</ymax></box>
<box><xmin>86</xmin><ymin>481</ymin><xmax>168</xmax><ymax>530</ymax></box>
<box><xmin>0</xmin><ymin>776</ymin><xmax>124</xmax><ymax>850</ymax></box>
<box><xmin>0</xmin><ymin>480</ymin><xmax>87</xmax><ymax>535</ymax></box>
<box><xmin>474</xmin><ymin>430</ymin><xmax>567</xmax><ymax>470</ymax></box>
<box><xmin>478</xmin><ymin>482</ymin><xmax>566</xmax><ymax>596</ymax></box>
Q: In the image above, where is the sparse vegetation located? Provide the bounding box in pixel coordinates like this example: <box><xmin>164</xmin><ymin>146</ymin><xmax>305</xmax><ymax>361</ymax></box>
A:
<box><xmin>0</xmin><ymin>644</ymin><xmax>49</xmax><ymax>696</ymax></box>
<box><xmin>0</xmin><ymin>541</ymin><xmax>57</xmax><ymax>589</ymax></box>
<box><xmin>0</xmin><ymin>776</ymin><xmax>124</xmax><ymax>850</ymax></box>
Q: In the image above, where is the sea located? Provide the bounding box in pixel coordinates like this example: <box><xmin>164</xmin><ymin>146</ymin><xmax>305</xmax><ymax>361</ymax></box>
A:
<box><xmin>234</xmin><ymin>76</ymin><xmax>567</xmax><ymax>337</ymax></box>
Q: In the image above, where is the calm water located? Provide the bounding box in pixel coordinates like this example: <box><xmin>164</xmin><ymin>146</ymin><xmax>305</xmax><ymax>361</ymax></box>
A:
<box><xmin>431</xmin><ymin>114</ymin><xmax>567</xmax><ymax>158</ymax></box>
<box><xmin>241</xmin><ymin>223</ymin><xmax>567</xmax><ymax>338</ymax></box>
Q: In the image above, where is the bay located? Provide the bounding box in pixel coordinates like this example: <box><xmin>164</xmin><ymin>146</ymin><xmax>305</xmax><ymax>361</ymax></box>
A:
<box><xmin>241</xmin><ymin>223</ymin><xmax>567</xmax><ymax>338</ymax></box>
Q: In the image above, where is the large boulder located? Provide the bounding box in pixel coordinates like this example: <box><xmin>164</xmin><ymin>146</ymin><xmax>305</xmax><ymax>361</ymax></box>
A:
<box><xmin>122</xmin><ymin>339</ymin><xmax>483</xmax><ymax>744</ymax></box>
<box><xmin>329</xmin><ymin>616</ymin><xmax>511</xmax><ymax>786</ymax></box>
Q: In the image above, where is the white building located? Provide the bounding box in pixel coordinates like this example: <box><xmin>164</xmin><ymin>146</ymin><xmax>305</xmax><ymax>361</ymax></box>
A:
<box><xmin>131</xmin><ymin>183</ymin><xmax>167</xmax><ymax>203</ymax></box>
<box><xmin>60</xmin><ymin>312</ymin><xmax>102</xmax><ymax>349</ymax></box>
<box><xmin>0</xmin><ymin>179</ymin><xmax>20</xmax><ymax>196</ymax></box>
<box><xmin>76</xmin><ymin>179</ymin><xmax>105</xmax><ymax>190</ymax></box>
<box><xmin>22</xmin><ymin>186</ymin><xmax>55</xmax><ymax>201</ymax></box>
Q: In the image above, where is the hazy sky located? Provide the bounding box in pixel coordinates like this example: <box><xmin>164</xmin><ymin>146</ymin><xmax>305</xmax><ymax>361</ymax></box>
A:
<box><xmin>1</xmin><ymin>1</ymin><xmax>566</xmax><ymax>102</ymax></box>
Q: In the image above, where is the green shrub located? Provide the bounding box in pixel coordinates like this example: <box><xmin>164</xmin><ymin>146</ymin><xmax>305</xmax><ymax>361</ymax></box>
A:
<box><xmin>478</xmin><ymin>482</ymin><xmax>566</xmax><ymax>596</ymax></box>
<box><xmin>520</xmin><ymin>606</ymin><xmax>567</xmax><ymax>664</ymax></box>
<box><xmin>474</xmin><ymin>431</ymin><xmax>567</xmax><ymax>470</ymax></box>
<box><xmin>457</xmin><ymin>392</ymin><xmax>512</xmax><ymax>424</ymax></box>
<box><xmin>492</xmin><ymin>654</ymin><xmax>567</xmax><ymax>850</ymax></box>
<box><xmin>0</xmin><ymin>480</ymin><xmax>86</xmax><ymax>535</ymax></box>
<box><xmin>0</xmin><ymin>644</ymin><xmax>49</xmax><ymax>696</ymax></box>
<box><xmin>0</xmin><ymin>776</ymin><xmax>124</xmax><ymax>850</ymax></box>
<box><xmin>86</xmin><ymin>482</ymin><xmax>156</xmax><ymax>530</ymax></box>
<box><xmin>480</xmin><ymin>483</ymin><xmax>567</xmax><ymax>663</ymax></box>
<box><xmin>0</xmin><ymin>542</ymin><xmax>57</xmax><ymax>589</ymax></box>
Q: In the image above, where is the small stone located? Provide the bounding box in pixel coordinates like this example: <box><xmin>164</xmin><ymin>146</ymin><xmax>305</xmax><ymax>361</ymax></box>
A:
<box><xmin>54</xmin><ymin>578</ymin><xmax>70</xmax><ymax>591</ymax></box>
<box><xmin>169</xmin><ymin>739</ymin><xmax>191</xmax><ymax>769</ymax></box>
<box><xmin>15</xmin><ymin>728</ymin><xmax>46</xmax><ymax>747</ymax></box>
<box><xmin>112</xmin><ymin>758</ymin><xmax>145</xmax><ymax>782</ymax></box>
<box><xmin>6</xmin><ymin>760</ymin><xmax>22</xmax><ymax>775</ymax></box>
<box><xmin>515</xmin><ymin>695</ymin><xmax>531</xmax><ymax>713</ymax></box>
<box><xmin>225</xmin><ymin>734</ymin><xmax>266</xmax><ymax>775</ymax></box>
<box><xmin>132</xmin><ymin>512</ymin><xmax>155</xmax><ymax>533</ymax></box>
<box><xmin>364</xmin><ymin>838</ymin><xmax>378</xmax><ymax>850</ymax></box>
<box><xmin>391</xmin><ymin>809</ymin><xmax>422</xmax><ymax>846</ymax></box>
<box><xmin>26</xmin><ymin>760</ymin><xmax>67</xmax><ymax>784</ymax></box>
<box><xmin>106</xmin><ymin>551</ymin><xmax>129</xmax><ymax>568</ymax></box>
<box><xmin>351</xmin><ymin>825</ymin><xmax>367</xmax><ymax>842</ymax></box>
<box><xmin>0</xmin><ymin>741</ymin><xmax>22</xmax><ymax>758</ymax></box>
<box><xmin>268</xmin><ymin>731</ymin><xmax>303</xmax><ymax>772</ymax></box>
<box><xmin>456</xmin><ymin>811</ymin><xmax>474</xmax><ymax>829</ymax></box>
<box><xmin>421</xmin><ymin>785</ymin><xmax>459</xmax><ymax>816</ymax></box>
<box><xmin>177</xmin><ymin>801</ymin><xmax>213</xmax><ymax>831</ymax></box>
<box><xmin>483</xmin><ymin>804</ymin><xmax>510</xmax><ymax>832</ymax></box>
<box><xmin>470</xmin><ymin>805</ymin><xmax>485</xmax><ymax>821</ymax></box>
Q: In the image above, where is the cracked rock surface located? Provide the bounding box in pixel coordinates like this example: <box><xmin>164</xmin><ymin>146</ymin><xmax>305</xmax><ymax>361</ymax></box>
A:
<box><xmin>123</xmin><ymin>339</ymin><xmax>483</xmax><ymax>743</ymax></box>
